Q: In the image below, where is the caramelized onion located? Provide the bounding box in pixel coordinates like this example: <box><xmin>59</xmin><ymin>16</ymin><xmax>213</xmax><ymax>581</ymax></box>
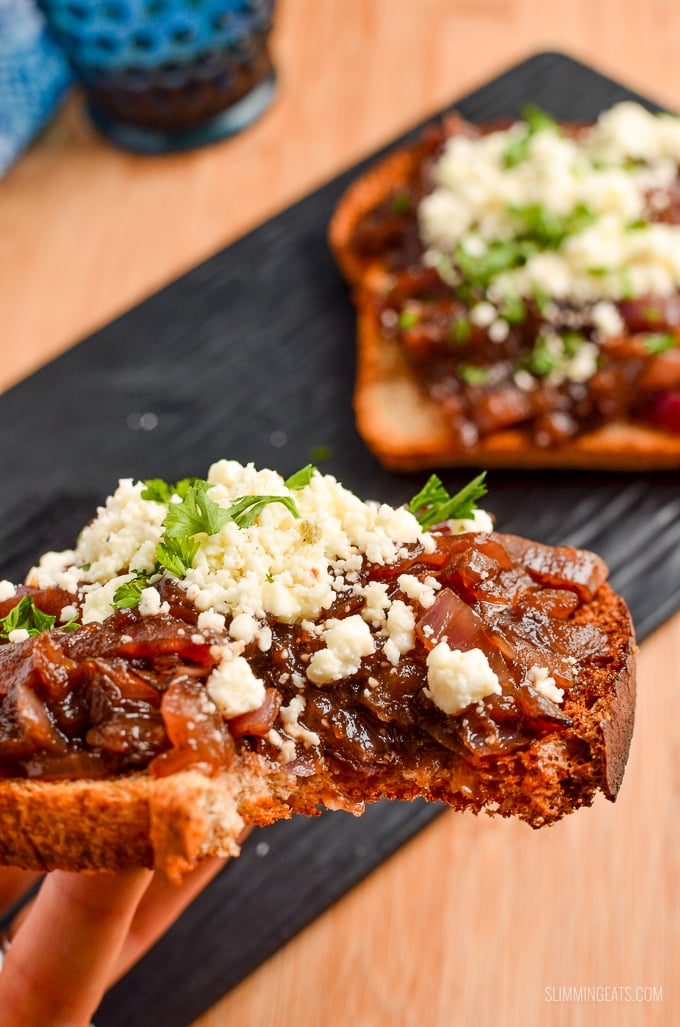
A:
<box><xmin>150</xmin><ymin>675</ymin><xmax>234</xmax><ymax>777</ymax></box>
<box><xmin>229</xmin><ymin>688</ymin><xmax>282</xmax><ymax>739</ymax></box>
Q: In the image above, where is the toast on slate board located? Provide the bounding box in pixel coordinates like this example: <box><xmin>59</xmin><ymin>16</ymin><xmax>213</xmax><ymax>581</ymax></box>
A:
<box><xmin>329</xmin><ymin>102</ymin><xmax>680</xmax><ymax>470</ymax></box>
<box><xmin>0</xmin><ymin>461</ymin><xmax>635</xmax><ymax>880</ymax></box>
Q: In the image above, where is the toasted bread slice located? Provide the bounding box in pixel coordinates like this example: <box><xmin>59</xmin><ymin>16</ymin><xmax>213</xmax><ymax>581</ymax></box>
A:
<box><xmin>329</xmin><ymin>111</ymin><xmax>680</xmax><ymax>470</ymax></box>
<box><xmin>352</xmin><ymin>288</ymin><xmax>680</xmax><ymax>470</ymax></box>
<box><xmin>0</xmin><ymin>465</ymin><xmax>636</xmax><ymax>878</ymax></box>
<box><xmin>0</xmin><ymin>572</ymin><xmax>635</xmax><ymax>879</ymax></box>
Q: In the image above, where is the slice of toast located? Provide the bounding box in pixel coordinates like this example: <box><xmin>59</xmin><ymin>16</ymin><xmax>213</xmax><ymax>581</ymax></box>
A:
<box><xmin>329</xmin><ymin>108</ymin><xmax>680</xmax><ymax>470</ymax></box>
<box><xmin>0</xmin><ymin>464</ymin><xmax>636</xmax><ymax>880</ymax></box>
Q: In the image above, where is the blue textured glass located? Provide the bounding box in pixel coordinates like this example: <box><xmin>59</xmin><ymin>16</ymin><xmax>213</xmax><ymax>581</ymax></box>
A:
<box><xmin>0</xmin><ymin>0</ymin><xmax>73</xmax><ymax>175</ymax></box>
<box><xmin>36</xmin><ymin>0</ymin><xmax>276</xmax><ymax>152</ymax></box>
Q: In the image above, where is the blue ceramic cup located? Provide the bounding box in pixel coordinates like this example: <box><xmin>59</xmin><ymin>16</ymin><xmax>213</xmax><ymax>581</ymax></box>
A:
<box><xmin>36</xmin><ymin>0</ymin><xmax>277</xmax><ymax>153</ymax></box>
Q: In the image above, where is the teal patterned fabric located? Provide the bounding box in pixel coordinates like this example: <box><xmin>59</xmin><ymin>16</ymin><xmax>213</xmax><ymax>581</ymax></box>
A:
<box><xmin>0</xmin><ymin>0</ymin><xmax>72</xmax><ymax>175</ymax></box>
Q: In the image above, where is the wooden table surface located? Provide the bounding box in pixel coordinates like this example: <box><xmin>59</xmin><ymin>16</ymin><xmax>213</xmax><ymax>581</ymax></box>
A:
<box><xmin>1</xmin><ymin>2</ymin><xmax>678</xmax><ymax>1025</ymax></box>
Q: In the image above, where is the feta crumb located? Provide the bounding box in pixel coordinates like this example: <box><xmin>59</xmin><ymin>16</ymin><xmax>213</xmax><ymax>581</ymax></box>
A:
<box><xmin>229</xmin><ymin>613</ymin><xmax>258</xmax><ymax>643</ymax></box>
<box><xmin>398</xmin><ymin>574</ymin><xmax>437</xmax><ymax>608</ymax></box>
<box><xmin>197</xmin><ymin>609</ymin><xmax>227</xmax><ymax>633</ymax></box>
<box><xmin>307</xmin><ymin>615</ymin><xmax>375</xmax><ymax>685</ymax></box>
<box><xmin>279</xmin><ymin>695</ymin><xmax>321</xmax><ymax>748</ymax></box>
<box><xmin>488</xmin><ymin>318</ymin><xmax>510</xmax><ymax>343</ymax></box>
<box><xmin>267</xmin><ymin>728</ymin><xmax>296</xmax><ymax>764</ymax></box>
<box><xmin>8</xmin><ymin>628</ymin><xmax>30</xmax><ymax>644</ymax></box>
<box><xmin>383</xmin><ymin>600</ymin><xmax>416</xmax><ymax>666</ymax></box>
<box><xmin>59</xmin><ymin>604</ymin><xmax>79</xmax><ymax>624</ymax></box>
<box><xmin>137</xmin><ymin>586</ymin><xmax>169</xmax><ymax>617</ymax></box>
<box><xmin>0</xmin><ymin>580</ymin><xmax>16</xmax><ymax>602</ymax></box>
<box><xmin>425</xmin><ymin>643</ymin><xmax>501</xmax><ymax>715</ymax></box>
<box><xmin>528</xmin><ymin>664</ymin><xmax>564</xmax><ymax>704</ymax></box>
<box><xmin>470</xmin><ymin>301</ymin><xmax>497</xmax><ymax>327</ymax></box>
<box><xmin>207</xmin><ymin>655</ymin><xmax>266</xmax><ymax>718</ymax></box>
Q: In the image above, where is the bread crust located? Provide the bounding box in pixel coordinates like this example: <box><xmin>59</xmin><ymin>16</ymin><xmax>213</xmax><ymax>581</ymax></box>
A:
<box><xmin>0</xmin><ymin>585</ymin><xmax>636</xmax><ymax>877</ymax></box>
<box><xmin>328</xmin><ymin>131</ymin><xmax>680</xmax><ymax>471</ymax></box>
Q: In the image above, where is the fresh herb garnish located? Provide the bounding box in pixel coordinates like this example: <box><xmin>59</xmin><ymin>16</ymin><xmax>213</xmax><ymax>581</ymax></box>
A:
<box><xmin>502</xmin><ymin>103</ymin><xmax>559</xmax><ymax>168</ymax></box>
<box><xmin>520</xmin><ymin>333</ymin><xmax>562</xmax><ymax>377</ymax></box>
<box><xmin>642</xmin><ymin>307</ymin><xmax>663</xmax><ymax>322</ymax></box>
<box><xmin>285</xmin><ymin>464</ymin><xmax>316</xmax><ymax>490</ymax></box>
<box><xmin>530</xmin><ymin>281</ymin><xmax>551</xmax><ymax>316</ymax></box>
<box><xmin>122</xmin><ymin>476</ymin><xmax>301</xmax><ymax>611</ymax></box>
<box><xmin>498</xmin><ymin>294</ymin><xmax>527</xmax><ymax>324</ymax></box>
<box><xmin>398</xmin><ymin>309</ymin><xmax>420</xmax><ymax>330</ymax></box>
<box><xmin>641</xmin><ymin>332</ymin><xmax>677</xmax><ymax>354</ymax></box>
<box><xmin>626</xmin><ymin>219</ymin><xmax>648</xmax><ymax>231</ymax></box>
<box><xmin>510</xmin><ymin>202</ymin><xmax>596</xmax><ymax>249</ymax></box>
<box><xmin>455</xmin><ymin>238</ymin><xmax>530</xmax><ymax>289</ymax></box>
<box><xmin>0</xmin><ymin>595</ymin><xmax>80</xmax><ymax>638</ymax></box>
<box><xmin>562</xmin><ymin>330</ymin><xmax>586</xmax><ymax>357</ymax></box>
<box><xmin>226</xmin><ymin>495</ymin><xmax>300</xmax><ymax>530</ymax></box>
<box><xmin>458</xmin><ymin>364</ymin><xmax>490</xmax><ymax>386</ymax></box>
<box><xmin>112</xmin><ymin>573</ymin><xmax>152</xmax><ymax>610</ymax></box>
<box><xmin>390</xmin><ymin>191</ymin><xmax>411</xmax><ymax>214</ymax></box>
<box><xmin>449</xmin><ymin>316</ymin><xmax>471</xmax><ymax>344</ymax></box>
<box><xmin>141</xmin><ymin>477</ymin><xmax>200</xmax><ymax>503</ymax></box>
<box><xmin>408</xmin><ymin>472</ymin><xmax>488</xmax><ymax>530</ymax></box>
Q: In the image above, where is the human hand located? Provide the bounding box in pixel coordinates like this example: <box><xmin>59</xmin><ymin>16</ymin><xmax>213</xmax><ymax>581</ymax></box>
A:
<box><xmin>0</xmin><ymin>857</ymin><xmax>229</xmax><ymax>1026</ymax></box>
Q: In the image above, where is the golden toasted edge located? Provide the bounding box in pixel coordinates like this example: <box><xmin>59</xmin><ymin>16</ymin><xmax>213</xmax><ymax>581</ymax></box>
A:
<box><xmin>329</xmin><ymin>133</ymin><xmax>680</xmax><ymax>470</ymax></box>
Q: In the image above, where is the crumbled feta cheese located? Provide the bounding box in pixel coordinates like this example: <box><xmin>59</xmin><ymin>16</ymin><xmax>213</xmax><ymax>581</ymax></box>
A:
<box><xmin>137</xmin><ymin>586</ymin><xmax>169</xmax><ymax>617</ymax></box>
<box><xmin>398</xmin><ymin>574</ymin><xmax>437</xmax><ymax>608</ymax></box>
<box><xmin>8</xmin><ymin>628</ymin><xmax>30</xmax><ymax>644</ymax></box>
<box><xmin>383</xmin><ymin>600</ymin><xmax>416</xmax><ymax>666</ymax></box>
<box><xmin>488</xmin><ymin>318</ymin><xmax>510</xmax><ymax>343</ymax></box>
<box><xmin>470</xmin><ymin>301</ymin><xmax>497</xmax><ymax>327</ymax></box>
<box><xmin>360</xmin><ymin>581</ymin><xmax>392</xmax><ymax>627</ymax></box>
<box><xmin>207</xmin><ymin>654</ymin><xmax>266</xmax><ymax>718</ymax></box>
<box><xmin>228</xmin><ymin>613</ymin><xmax>258</xmax><ymax>643</ymax></box>
<box><xmin>279</xmin><ymin>695</ymin><xmax>321</xmax><ymax>748</ymax></box>
<box><xmin>307</xmin><ymin>615</ymin><xmax>375</xmax><ymax>685</ymax></box>
<box><xmin>59</xmin><ymin>604</ymin><xmax>79</xmax><ymax>624</ymax></box>
<box><xmin>197</xmin><ymin>609</ymin><xmax>227</xmax><ymax>633</ymax></box>
<box><xmin>419</xmin><ymin>102</ymin><xmax>680</xmax><ymax>306</ymax></box>
<box><xmin>267</xmin><ymin>728</ymin><xmax>296</xmax><ymax>764</ymax></box>
<box><xmin>424</xmin><ymin>643</ymin><xmax>501</xmax><ymax>715</ymax></box>
<box><xmin>528</xmin><ymin>664</ymin><xmax>564</xmax><ymax>704</ymax></box>
<box><xmin>591</xmin><ymin>300</ymin><xmax>624</xmax><ymax>337</ymax></box>
<box><xmin>0</xmin><ymin>580</ymin><xmax>16</xmax><ymax>602</ymax></box>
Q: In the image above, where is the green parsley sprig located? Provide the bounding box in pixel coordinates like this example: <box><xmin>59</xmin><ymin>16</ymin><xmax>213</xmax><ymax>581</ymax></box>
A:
<box><xmin>503</xmin><ymin>103</ymin><xmax>559</xmax><ymax>168</ymax></box>
<box><xmin>408</xmin><ymin>472</ymin><xmax>488</xmax><ymax>530</ymax></box>
<box><xmin>0</xmin><ymin>595</ymin><xmax>80</xmax><ymax>639</ymax></box>
<box><xmin>113</xmin><ymin>473</ymin><xmax>310</xmax><ymax>610</ymax></box>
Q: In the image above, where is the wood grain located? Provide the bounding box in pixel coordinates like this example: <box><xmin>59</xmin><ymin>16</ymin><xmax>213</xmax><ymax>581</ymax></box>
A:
<box><xmin>0</xmin><ymin>1</ymin><xmax>677</xmax><ymax>1024</ymax></box>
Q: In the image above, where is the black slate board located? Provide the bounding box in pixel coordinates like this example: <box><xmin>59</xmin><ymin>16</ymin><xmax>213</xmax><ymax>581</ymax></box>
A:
<box><xmin>0</xmin><ymin>52</ymin><xmax>678</xmax><ymax>1027</ymax></box>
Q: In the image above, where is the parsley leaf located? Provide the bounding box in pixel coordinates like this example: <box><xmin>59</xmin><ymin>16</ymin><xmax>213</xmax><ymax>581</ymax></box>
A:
<box><xmin>459</xmin><ymin>364</ymin><xmax>490</xmax><ymax>386</ymax></box>
<box><xmin>163</xmin><ymin>480</ymin><xmax>231</xmax><ymax>540</ymax></box>
<box><xmin>390</xmin><ymin>191</ymin><xmax>411</xmax><ymax>214</ymax></box>
<box><xmin>449</xmin><ymin>316</ymin><xmax>471</xmax><ymax>344</ymax></box>
<box><xmin>519</xmin><ymin>333</ymin><xmax>562</xmax><ymax>377</ymax></box>
<box><xmin>112</xmin><ymin>573</ymin><xmax>151</xmax><ymax>610</ymax></box>
<box><xmin>408</xmin><ymin>472</ymin><xmax>488</xmax><ymax>529</ymax></box>
<box><xmin>642</xmin><ymin>332</ymin><xmax>677</xmax><ymax>355</ymax></box>
<box><xmin>0</xmin><ymin>595</ymin><xmax>80</xmax><ymax>638</ymax></box>
<box><xmin>156</xmin><ymin>537</ymin><xmax>200</xmax><ymax>577</ymax></box>
<box><xmin>141</xmin><ymin>477</ymin><xmax>200</xmax><ymax>503</ymax></box>
<box><xmin>502</xmin><ymin>103</ymin><xmax>559</xmax><ymax>168</ymax></box>
<box><xmin>285</xmin><ymin>464</ymin><xmax>316</xmax><ymax>490</ymax></box>
<box><xmin>398</xmin><ymin>309</ymin><xmax>420</xmax><ymax>330</ymax></box>
<box><xmin>227</xmin><ymin>495</ymin><xmax>300</xmax><ymax>529</ymax></box>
